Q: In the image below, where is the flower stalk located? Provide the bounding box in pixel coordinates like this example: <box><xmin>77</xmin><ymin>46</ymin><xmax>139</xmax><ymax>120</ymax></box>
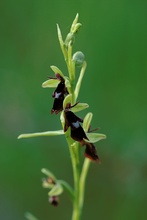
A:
<box><xmin>18</xmin><ymin>14</ymin><xmax>106</xmax><ymax>220</ymax></box>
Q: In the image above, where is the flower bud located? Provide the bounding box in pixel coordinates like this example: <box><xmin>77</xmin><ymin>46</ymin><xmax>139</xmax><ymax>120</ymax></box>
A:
<box><xmin>65</xmin><ymin>33</ymin><xmax>75</xmax><ymax>47</ymax></box>
<box><xmin>72</xmin><ymin>23</ymin><xmax>82</xmax><ymax>34</ymax></box>
<box><xmin>72</xmin><ymin>51</ymin><xmax>85</xmax><ymax>67</ymax></box>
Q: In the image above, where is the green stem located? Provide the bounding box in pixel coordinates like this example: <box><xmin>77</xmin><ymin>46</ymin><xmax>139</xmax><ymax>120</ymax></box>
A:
<box><xmin>79</xmin><ymin>158</ymin><xmax>91</xmax><ymax>212</ymax></box>
<box><xmin>64</xmin><ymin>51</ymin><xmax>81</xmax><ymax>219</ymax></box>
<box><xmin>58</xmin><ymin>180</ymin><xmax>75</xmax><ymax>202</ymax></box>
<box><xmin>71</xmin><ymin>143</ymin><xmax>81</xmax><ymax>220</ymax></box>
<box><xmin>64</xmin><ymin>130</ymin><xmax>81</xmax><ymax>220</ymax></box>
<box><xmin>60</xmin><ymin>15</ymin><xmax>90</xmax><ymax>220</ymax></box>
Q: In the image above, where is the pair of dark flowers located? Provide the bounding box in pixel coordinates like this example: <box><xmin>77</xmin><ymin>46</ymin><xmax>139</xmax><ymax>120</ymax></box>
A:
<box><xmin>50</xmin><ymin>73</ymin><xmax>100</xmax><ymax>163</ymax></box>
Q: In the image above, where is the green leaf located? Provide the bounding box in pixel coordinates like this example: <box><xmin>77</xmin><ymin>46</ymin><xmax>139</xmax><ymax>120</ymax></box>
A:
<box><xmin>41</xmin><ymin>168</ymin><xmax>56</xmax><ymax>181</ymax></box>
<box><xmin>74</xmin><ymin>61</ymin><xmax>87</xmax><ymax>100</ymax></box>
<box><xmin>72</xmin><ymin>103</ymin><xmax>89</xmax><ymax>113</ymax></box>
<box><xmin>83</xmin><ymin>112</ymin><xmax>93</xmax><ymax>132</ymax></box>
<box><xmin>25</xmin><ymin>212</ymin><xmax>39</xmax><ymax>220</ymax></box>
<box><xmin>84</xmin><ymin>133</ymin><xmax>106</xmax><ymax>143</ymax></box>
<box><xmin>63</xmin><ymin>94</ymin><xmax>72</xmax><ymax>109</ymax></box>
<box><xmin>17</xmin><ymin>130</ymin><xmax>64</xmax><ymax>139</ymax></box>
<box><xmin>50</xmin><ymin>65</ymin><xmax>64</xmax><ymax>78</ymax></box>
<box><xmin>48</xmin><ymin>183</ymin><xmax>63</xmax><ymax>196</ymax></box>
<box><xmin>42</xmin><ymin>79</ymin><xmax>59</xmax><ymax>88</ymax></box>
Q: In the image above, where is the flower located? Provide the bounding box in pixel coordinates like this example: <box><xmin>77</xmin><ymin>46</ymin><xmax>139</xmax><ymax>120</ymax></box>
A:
<box><xmin>64</xmin><ymin>104</ymin><xmax>100</xmax><ymax>162</ymax></box>
<box><xmin>49</xmin><ymin>74</ymin><xmax>68</xmax><ymax>114</ymax></box>
<box><xmin>49</xmin><ymin>196</ymin><xmax>59</xmax><ymax>206</ymax></box>
<box><xmin>64</xmin><ymin>110</ymin><xmax>88</xmax><ymax>145</ymax></box>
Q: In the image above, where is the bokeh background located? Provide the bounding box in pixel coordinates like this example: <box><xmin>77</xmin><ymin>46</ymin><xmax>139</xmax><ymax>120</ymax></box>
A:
<box><xmin>1</xmin><ymin>0</ymin><xmax>147</xmax><ymax>219</ymax></box>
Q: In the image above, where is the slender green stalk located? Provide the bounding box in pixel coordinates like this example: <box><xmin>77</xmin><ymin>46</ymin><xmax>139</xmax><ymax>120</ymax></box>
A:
<box><xmin>79</xmin><ymin>159</ymin><xmax>91</xmax><ymax>211</ymax></box>
<box><xmin>63</xmin><ymin>21</ymin><xmax>90</xmax><ymax>219</ymax></box>
<box><xmin>70</xmin><ymin>143</ymin><xmax>81</xmax><ymax>220</ymax></box>
<box><xmin>65</xmin><ymin>131</ymin><xmax>91</xmax><ymax>220</ymax></box>
<box><xmin>58</xmin><ymin>180</ymin><xmax>75</xmax><ymax>202</ymax></box>
<box><xmin>64</xmin><ymin>85</ymin><xmax>81</xmax><ymax>220</ymax></box>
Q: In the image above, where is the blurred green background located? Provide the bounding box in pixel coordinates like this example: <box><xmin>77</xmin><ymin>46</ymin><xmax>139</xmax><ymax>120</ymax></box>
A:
<box><xmin>1</xmin><ymin>0</ymin><xmax>147</xmax><ymax>219</ymax></box>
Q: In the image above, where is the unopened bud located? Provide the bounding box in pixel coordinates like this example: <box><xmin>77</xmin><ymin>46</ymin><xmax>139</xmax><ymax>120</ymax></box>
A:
<box><xmin>72</xmin><ymin>51</ymin><xmax>85</xmax><ymax>67</ymax></box>
<box><xmin>65</xmin><ymin>33</ymin><xmax>75</xmax><ymax>47</ymax></box>
<box><xmin>72</xmin><ymin>23</ymin><xmax>82</xmax><ymax>34</ymax></box>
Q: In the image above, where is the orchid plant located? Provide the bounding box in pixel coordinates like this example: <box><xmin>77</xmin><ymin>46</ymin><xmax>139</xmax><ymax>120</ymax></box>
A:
<box><xmin>18</xmin><ymin>14</ymin><xmax>106</xmax><ymax>220</ymax></box>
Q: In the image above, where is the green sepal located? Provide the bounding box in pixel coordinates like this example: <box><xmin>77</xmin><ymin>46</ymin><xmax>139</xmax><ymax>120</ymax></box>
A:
<box><xmin>48</xmin><ymin>183</ymin><xmax>63</xmax><ymax>196</ymax></box>
<box><xmin>63</xmin><ymin>94</ymin><xmax>72</xmax><ymax>109</ymax></box>
<box><xmin>64</xmin><ymin>76</ymin><xmax>71</xmax><ymax>88</ymax></box>
<box><xmin>60</xmin><ymin>110</ymin><xmax>65</xmax><ymax>126</ymax></box>
<box><xmin>17</xmin><ymin>130</ymin><xmax>64</xmax><ymax>139</ymax></box>
<box><xmin>50</xmin><ymin>65</ymin><xmax>64</xmax><ymax>78</ymax></box>
<box><xmin>42</xmin><ymin>181</ymin><xmax>54</xmax><ymax>189</ymax></box>
<box><xmin>41</xmin><ymin>168</ymin><xmax>57</xmax><ymax>181</ymax></box>
<box><xmin>83</xmin><ymin>112</ymin><xmax>93</xmax><ymax>132</ymax></box>
<box><xmin>72</xmin><ymin>103</ymin><xmax>89</xmax><ymax>113</ymax></box>
<box><xmin>42</xmin><ymin>79</ymin><xmax>59</xmax><ymax>88</ymax></box>
<box><xmin>84</xmin><ymin>133</ymin><xmax>106</xmax><ymax>143</ymax></box>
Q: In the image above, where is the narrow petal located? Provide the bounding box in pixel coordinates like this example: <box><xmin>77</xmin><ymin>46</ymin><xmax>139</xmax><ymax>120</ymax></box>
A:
<box><xmin>48</xmin><ymin>184</ymin><xmax>63</xmax><ymax>196</ymax></box>
<box><xmin>42</xmin><ymin>79</ymin><xmax>59</xmax><ymax>88</ymax></box>
<box><xmin>63</xmin><ymin>94</ymin><xmax>72</xmax><ymax>109</ymax></box>
<box><xmin>84</xmin><ymin>133</ymin><xmax>106</xmax><ymax>143</ymax></box>
<box><xmin>71</xmin><ymin>103</ymin><xmax>89</xmax><ymax>113</ymax></box>
<box><xmin>50</xmin><ymin>65</ymin><xmax>65</xmax><ymax>78</ymax></box>
<box><xmin>41</xmin><ymin>168</ymin><xmax>57</xmax><ymax>181</ymax></box>
<box><xmin>83</xmin><ymin>112</ymin><xmax>93</xmax><ymax>132</ymax></box>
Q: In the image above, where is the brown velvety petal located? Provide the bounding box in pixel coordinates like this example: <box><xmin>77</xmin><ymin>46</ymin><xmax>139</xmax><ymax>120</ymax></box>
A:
<box><xmin>51</xmin><ymin>96</ymin><xmax>64</xmax><ymax>114</ymax></box>
<box><xmin>71</xmin><ymin>126</ymin><xmax>88</xmax><ymax>143</ymax></box>
<box><xmin>64</xmin><ymin>111</ymin><xmax>83</xmax><ymax>126</ymax></box>
<box><xmin>84</xmin><ymin>143</ymin><xmax>100</xmax><ymax>163</ymax></box>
